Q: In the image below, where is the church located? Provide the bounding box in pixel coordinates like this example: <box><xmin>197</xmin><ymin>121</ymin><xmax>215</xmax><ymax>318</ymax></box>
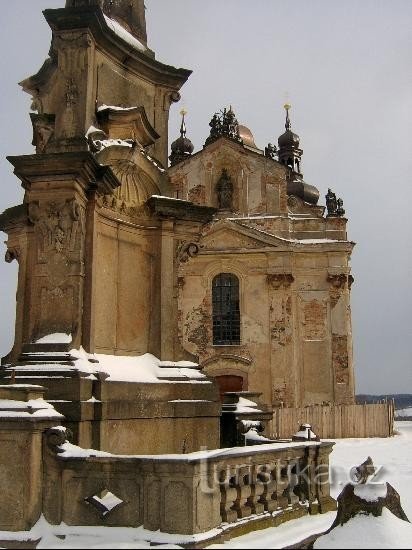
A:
<box><xmin>0</xmin><ymin>0</ymin><xmax>398</xmax><ymax>541</ymax></box>
<box><xmin>0</xmin><ymin>0</ymin><xmax>355</xmax><ymax>452</ymax></box>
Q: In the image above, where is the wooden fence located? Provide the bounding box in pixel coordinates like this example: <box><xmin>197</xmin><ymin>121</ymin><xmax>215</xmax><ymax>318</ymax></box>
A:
<box><xmin>270</xmin><ymin>401</ymin><xmax>395</xmax><ymax>439</ymax></box>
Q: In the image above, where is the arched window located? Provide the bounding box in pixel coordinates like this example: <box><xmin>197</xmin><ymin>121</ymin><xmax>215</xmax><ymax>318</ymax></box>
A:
<box><xmin>212</xmin><ymin>273</ymin><xmax>240</xmax><ymax>345</ymax></box>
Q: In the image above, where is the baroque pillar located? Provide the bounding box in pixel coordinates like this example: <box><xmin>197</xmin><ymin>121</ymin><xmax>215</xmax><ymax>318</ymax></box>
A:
<box><xmin>6</xmin><ymin>153</ymin><xmax>118</xmax><ymax>353</ymax></box>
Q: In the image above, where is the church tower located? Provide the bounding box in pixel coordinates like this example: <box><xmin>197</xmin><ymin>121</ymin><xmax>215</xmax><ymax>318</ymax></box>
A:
<box><xmin>65</xmin><ymin>0</ymin><xmax>148</xmax><ymax>45</ymax></box>
<box><xmin>2</xmin><ymin>0</ymin><xmax>191</xmax><ymax>359</ymax></box>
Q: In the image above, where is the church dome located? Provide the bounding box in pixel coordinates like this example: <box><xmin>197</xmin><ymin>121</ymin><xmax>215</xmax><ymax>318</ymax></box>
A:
<box><xmin>171</xmin><ymin>135</ymin><xmax>194</xmax><ymax>156</ymax></box>
<box><xmin>169</xmin><ymin>109</ymin><xmax>194</xmax><ymax>166</ymax></box>
<box><xmin>278</xmin><ymin>128</ymin><xmax>300</xmax><ymax>148</ymax></box>
<box><xmin>239</xmin><ymin>125</ymin><xmax>257</xmax><ymax>149</ymax></box>
<box><xmin>278</xmin><ymin>103</ymin><xmax>300</xmax><ymax>149</ymax></box>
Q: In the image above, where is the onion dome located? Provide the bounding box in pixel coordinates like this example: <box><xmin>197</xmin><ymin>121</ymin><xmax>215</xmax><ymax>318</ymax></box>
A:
<box><xmin>169</xmin><ymin>109</ymin><xmax>194</xmax><ymax>166</ymax></box>
<box><xmin>277</xmin><ymin>103</ymin><xmax>303</xmax><ymax>174</ymax></box>
<box><xmin>278</xmin><ymin>103</ymin><xmax>300</xmax><ymax>148</ymax></box>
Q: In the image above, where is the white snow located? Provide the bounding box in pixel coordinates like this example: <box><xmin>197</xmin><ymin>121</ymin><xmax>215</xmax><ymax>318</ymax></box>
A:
<box><xmin>103</xmin><ymin>15</ymin><xmax>146</xmax><ymax>53</ymax></box>
<box><xmin>353</xmin><ymin>483</ymin><xmax>388</xmax><ymax>502</ymax></box>
<box><xmin>35</xmin><ymin>333</ymin><xmax>71</xmax><ymax>344</ymax></box>
<box><xmin>314</xmin><ymin>508</ymin><xmax>412</xmax><ymax>549</ymax></box>
<box><xmin>395</xmin><ymin>407</ymin><xmax>412</xmax><ymax>417</ymax></box>
<box><xmin>87</xmin><ymin>490</ymin><xmax>123</xmax><ymax>516</ymax></box>
<box><xmin>151</xmin><ymin>194</ymin><xmax>188</xmax><ymax>202</ymax></box>
<box><xmin>293</xmin><ymin>424</ymin><xmax>318</xmax><ymax>440</ymax></box>
<box><xmin>97</xmin><ymin>104</ymin><xmax>138</xmax><ymax>112</ymax></box>
<box><xmin>0</xmin><ymin>397</ymin><xmax>63</xmax><ymax>420</ymax></box>
<box><xmin>234</xmin><ymin>396</ymin><xmax>262</xmax><ymax>413</ymax></box>
<box><xmin>94</xmin><ymin>138</ymin><xmax>134</xmax><ymax>149</ymax></box>
<box><xmin>68</xmin><ymin>348</ymin><xmax>207</xmax><ymax>384</ymax></box>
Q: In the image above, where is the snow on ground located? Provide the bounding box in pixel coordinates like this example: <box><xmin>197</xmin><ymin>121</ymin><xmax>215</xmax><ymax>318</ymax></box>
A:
<box><xmin>0</xmin><ymin>423</ymin><xmax>411</xmax><ymax>549</ymax></box>
<box><xmin>314</xmin><ymin>509</ymin><xmax>412</xmax><ymax>549</ymax></box>
<box><xmin>395</xmin><ymin>407</ymin><xmax>412</xmax><ymax>417</ymax></box>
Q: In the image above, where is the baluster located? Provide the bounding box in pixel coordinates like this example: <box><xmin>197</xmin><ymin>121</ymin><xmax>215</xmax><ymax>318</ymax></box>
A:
<box><xmin>233</xmin><ymin>467</ymin><xmax>253</xmax><ymax>519</ymax></box>
<box><xmin>219</xmin><ymin>469</ymin><xmax>238</xmax><ymax>524</ymax></box>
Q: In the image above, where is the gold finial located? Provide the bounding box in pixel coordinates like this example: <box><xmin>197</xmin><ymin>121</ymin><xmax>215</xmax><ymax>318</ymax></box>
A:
<box><xmin>179</xmin><ymin>108</ymin><xmax>187</xmax><ymax>138</ymax></box>
<box><xmin>284</xmin><ymin>103</ymin><xmax>292</xmax><ymax>130</ymax></box>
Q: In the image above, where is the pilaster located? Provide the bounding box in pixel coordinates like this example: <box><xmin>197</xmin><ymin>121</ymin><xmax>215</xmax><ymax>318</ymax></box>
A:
<box><xmin>6</xmin><ymin>152</ymin><xmax>119</xmax><ymax>350</ymax></box>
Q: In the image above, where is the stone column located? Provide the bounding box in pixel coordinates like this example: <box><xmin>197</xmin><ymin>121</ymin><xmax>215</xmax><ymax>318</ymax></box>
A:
<box><xmin>0</xmin><ymin>385</ymin><xmax>64</xmax><ymax>531</ymax></box>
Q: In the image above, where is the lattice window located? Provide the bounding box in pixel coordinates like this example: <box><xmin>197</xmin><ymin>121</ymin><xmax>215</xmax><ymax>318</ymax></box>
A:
<box><xmin>212</xmin><ymin>273</ymin><xmax>240</xmax><ymax>345</ymax></box>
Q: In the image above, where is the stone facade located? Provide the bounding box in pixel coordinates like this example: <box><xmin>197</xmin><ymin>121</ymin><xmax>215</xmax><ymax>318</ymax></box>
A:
<box><xmin>168</xmin><ymin>138</ymin><xmax>355</xmax><ymax>415</ymax></box>
<box><xmin>0</xmin><ymin>0</ymin><xmax>355</xmax><ymax>453</ymax></box>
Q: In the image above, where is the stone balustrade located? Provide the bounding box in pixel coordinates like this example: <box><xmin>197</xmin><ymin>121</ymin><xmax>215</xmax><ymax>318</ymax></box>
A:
<box><xmin>0</xmin><ymin>385</ymin><xmax>335</xmax><ymax>540</ymax></box>
<box><xmin>41</xmin><ymin>428</ymin><xmax>335</xmax><ymax>536</ymax></box>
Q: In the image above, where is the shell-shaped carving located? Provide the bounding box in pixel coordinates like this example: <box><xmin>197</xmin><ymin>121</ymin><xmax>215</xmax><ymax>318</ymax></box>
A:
<box><xmin>110</xmin><ymin>159</ymin><xmax>158</xmax><ymax>207</ymax></box>
<box><xmin>97</xmin><ymin>145</ymin><xmax>160</xmax><ymax>209</ymax></box>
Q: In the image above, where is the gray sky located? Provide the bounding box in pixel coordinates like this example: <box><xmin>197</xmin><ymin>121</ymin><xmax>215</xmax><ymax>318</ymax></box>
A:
<box><xmin>0</xmin><ymin>1</ymin><xmax>411</xmax><ymax>394</ymax></box>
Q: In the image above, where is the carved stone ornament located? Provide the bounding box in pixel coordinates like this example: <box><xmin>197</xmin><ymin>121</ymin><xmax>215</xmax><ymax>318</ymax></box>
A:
<box><xmin>267</xmin><ymin>273</ymin><xmax>294</xmax><ymax>289</ymax></box>
<box><xmin>348</xmin><ymin>274</ymin><xmax>354</xmax><ymax>289</ymax></box>
<box><xmin>28</xmin><ymin>198</ymin><xmax>83</xmax><ymax>255</ymax></box>
<box><xmin>327</xmin><ymin>273</ymin><xmax>348</xmax><ymax>289</ymax></box>
<box><xmin>5</xmin><ymin>247</ymin><xmax>20</xmax><ymax>264</ymax></box>
<box><xmin>177</xmin><ymin>242</ymin><xmax>200</xmax><ymax>263</ymax></box>
<box><xmin>216</xmin><ymin>169</ymin><xmax>233</xmax><ymax>210</ymax></box>
<box><xmin>30</xmin><ymin>113</ymin><xmax>55</xmax><ymax>154</ymax></box>
<box><xmin>45</xmin><ymin>426</ymin><xmax>70</xmax><ymax>452</ymax></box>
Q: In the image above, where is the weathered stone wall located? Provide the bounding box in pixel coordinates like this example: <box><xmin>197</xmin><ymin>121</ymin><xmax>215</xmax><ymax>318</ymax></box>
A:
<box><xmin>178</xmin><ymin>247</ymin><xmax>354</xmax><ymax>411</ymax></box>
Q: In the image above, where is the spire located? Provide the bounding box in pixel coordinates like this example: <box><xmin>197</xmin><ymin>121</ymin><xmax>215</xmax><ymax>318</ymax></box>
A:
<box><xmin>65</xmin><ymin>0</ymin><xmax>147</xmax><ymax>45</ymax></box>
<box><xmin>169</xmin><ymin>108</ymin><xmax>194</xmax><ymax>166</ymax></box>
<box><xmin>284</xmin><ymin>102</ymin><xmax>291</xmax><ymax>131</ymax></box>
<box><xmin>277</xmin><ymin>103</ymin><xmax>302</xmax><ymax>174</ymax></box>
<box><xmin>180</xmin><ymin>107</ymin><xmax>187</xmax><ymax>139</ymax></box>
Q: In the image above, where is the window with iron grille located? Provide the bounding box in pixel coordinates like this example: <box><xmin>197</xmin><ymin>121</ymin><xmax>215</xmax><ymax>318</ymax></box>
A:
<box><xmin>212</xmin><ymin>273</ymin><xmax>240</xmax><ymax>345</ymax></box>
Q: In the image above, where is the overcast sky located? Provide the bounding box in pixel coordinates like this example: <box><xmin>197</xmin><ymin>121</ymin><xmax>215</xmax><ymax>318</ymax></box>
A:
<box><xmin>0</xmin><ymin>1</ymin><xmax>411</xmax><ymax>394</ymax></box>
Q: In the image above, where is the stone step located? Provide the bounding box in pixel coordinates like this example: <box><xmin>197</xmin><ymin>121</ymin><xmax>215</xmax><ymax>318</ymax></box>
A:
<box><xmin>1</xmin><ymin>365</ymin><xmax>91</xmax><ymax>378</ymax></box>
<box><xmin>15</xmin><ymin>359</ymin><xmax>77</xmax><ymax>368</ymax></box>
<box><xmin>22</xmin><ymin>343</ymin><xmax>71</xmax><ymax>354</ymax></box>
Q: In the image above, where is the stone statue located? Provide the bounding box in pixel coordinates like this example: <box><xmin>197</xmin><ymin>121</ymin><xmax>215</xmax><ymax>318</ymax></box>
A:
<box><xmin>216</xmin><ymin>169</ymin><xmax>233</xmax><ymax>210</ymax></box>
<box><xmin>264</xmin><ymin>143</ymin><xmax>277</xmax><ymax>160</ymax></box>
<box><xmin>336</xmin><ymin>197</ymin><xmax>345</xmax><ymax>217</ymax></box>
<box><xmin>204</xmin><ymin>106</ymin><xmax>242</xmax><ymax>146</ymax></box>
<box><xmin>325</xmin><ymin>188</ymin><xmax>338</xmax><ymax>216</ymax></box>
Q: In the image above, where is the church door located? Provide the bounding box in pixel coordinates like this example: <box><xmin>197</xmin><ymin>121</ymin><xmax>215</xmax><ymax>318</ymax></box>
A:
<box><xmin>214</xmin><ymin>375</ymin><xmax>244</xmax><ymax>401</ymax></box>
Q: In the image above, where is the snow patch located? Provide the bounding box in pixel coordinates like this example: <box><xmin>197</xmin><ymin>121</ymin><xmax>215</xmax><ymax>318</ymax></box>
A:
<box><xmin>395</xmin><ymin>407</ymin><xmax>412</xmax><ymax>417</ymax></box>
<box><xmin>103</xmin><ymin>16</ymin><xmax>146</xmax><ymax>53</ymax></box>
<box><xmin>68</xmin><ymin>348</ymin><xmax>207</xmax><ymax>384</ymax></box>
<box><xmin>353</xmin><ymin>483</ymin><xmax>388</xmax><ymax>502</ymax></box>
<box><xmin>35</xmin><ymin>333</ymin><xmax>71</xmax><ymax>344</ymax></box>
<box><xmin>314</xmin><ymin>508</ymin><xmax>412</xmax><ymax>549</ymax></box>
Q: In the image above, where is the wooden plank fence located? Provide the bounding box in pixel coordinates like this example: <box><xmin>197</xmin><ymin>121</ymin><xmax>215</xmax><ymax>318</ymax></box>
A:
<box><xmin>270</xmin><ymin>400</ymin><xmax>395</xmax><ymax>439</ymax></box>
